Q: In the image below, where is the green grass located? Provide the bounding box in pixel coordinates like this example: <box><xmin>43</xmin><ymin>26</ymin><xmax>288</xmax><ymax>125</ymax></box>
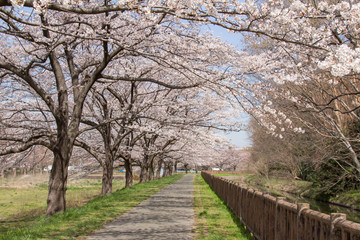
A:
<box><xmin>0</xmin><ymin>177</ymin><xmax>125</xmax><ymax>234</ymax></box>
<box><xmin>330</xmin><ymin>189</ymin><xmax>360</xmax><ymax>207</ymax></box>
<box><xmin>226</xmin><ymin>173</ymin><xmax>311</xmax><ymax>196</ymax></box>
<box><xmin>193</xmin><ymin>175</ymin><xmax>253</xmax><ymax>240</ymax></box>
<box><xmin>213</xmin><ymin>173</ymin><xmax>245</xmax><ymax>176</ymax></box>
<box><xmin>0</xmin><ymin>174</ymin><xmax>183</xmax><ymax>240</ymax></box>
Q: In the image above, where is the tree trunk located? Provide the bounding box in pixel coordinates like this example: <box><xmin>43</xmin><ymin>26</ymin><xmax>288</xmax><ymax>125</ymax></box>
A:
<box><xmin>46</xmin><ymin>111</ymin><xmax>75</xmax><ymax>215</ymax></box>
<box><xmin>124</xmin><ymin>159</ymin><xmax>133</xmax><ymax>188</ymax></box>
<box><xmin>99</xmin><ymin>104</ymin><xmax>115</xmax><ymax>195</ymax></box>
<box><xmin>148</xmin><ymin>166</ymin><xmax>154</xmax><ymax>181</ymax></box>
<box><xmin>341</xmin><ymin>138</ymin><xmax>360</xmax><ymax>173</ymax></box>
<box><xmin>162</xmin><ymin>163</ymin><xmax>168</xmax><ymax>177</ymax></box>
<box><xmin>46</xmin><ymin>148</ymin><xmax>70</xmax><ymax>216</ymax></box>
<box><xmin>156</xmin><ymin>159</ymin><xmax>163</xmax><ymax>179</ymax></box>
<box><xmin>148</xmin><ymin>156</ymin><xmax>155</xmax><ymax>181</ymax></box>
<box><xmin>13</xmin><ymin>168</ymin><xmax>16</xmax><ymax>177</ymax></box>
<box><xmin>174</xmin><ymin>161</ymin><xmax>178</xmax><ymax>174</ymax></box>
<box><xmin>168</xmin><ymin>162</ymin><xmax>173</xmax><ymax>176</ymax></box>
<box><xmin>325</xmin><ymin>112</ymin><xmax>360</xmax><ymax>173</ymax></box>
<box><xmin>139</xmin><ymin>162</ymin><xmax>148</xmax><ymax>183</ymax></box>
<box><xmin>101</xmin><ymin>156</ymin><xmax>113</xmax><ymax>195</ymax></box>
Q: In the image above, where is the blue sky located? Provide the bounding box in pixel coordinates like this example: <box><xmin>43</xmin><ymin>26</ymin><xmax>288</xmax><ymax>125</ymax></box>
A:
<box><xmin>203</xmin><ymin>24</ymin><xmax>253</xmax><ymax>149</ymax></box>
<box><xmin>224</xmin><ymin>130</ymin><xmax>252</xmax><ymax>149</ymax></box>
<box><xmin>202</xmin><ymin>24</ymin><xmax>244</xmax><ymax>49</ymax></box>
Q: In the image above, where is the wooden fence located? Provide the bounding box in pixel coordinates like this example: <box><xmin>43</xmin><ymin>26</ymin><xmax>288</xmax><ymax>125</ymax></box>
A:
<box><xmin>201</xmin><ymin>171</ymin><xmax>360</xmax><ymax>240</ymax></box>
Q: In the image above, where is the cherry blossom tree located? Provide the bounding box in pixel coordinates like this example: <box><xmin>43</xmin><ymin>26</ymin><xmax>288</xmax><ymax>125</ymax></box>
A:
<box><xmin>76</xmin><ymin>82</ymin><xmax>137</xmax><ymax>194</ymax></box>
<box><xmin>213</xmin><ymin>147</ymin><xmax>250</xmax><ymax>171</ymax></box>
<box><xmin>237</xmin><ymin>1</ymin><xmax>360</xmax><ymax>177</ymax></box>
<box><xmin>0</xmin><ymin>10</ymin><xmax>155</xmax><ymax>214</ymax></box>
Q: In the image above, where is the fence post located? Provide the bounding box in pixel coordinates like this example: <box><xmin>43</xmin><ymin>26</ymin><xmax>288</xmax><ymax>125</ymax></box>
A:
<box><xmin>260</xmin><ymin>192</ymin><xmax>266</xmax><ymax>239</ymax></box>
<box><xmin>330</xmin><ymin>213</ymin><xmax>346</xmax><ymax>240</ymax></box>
<box><xmin>296</xmin><ymin>203</ymin><xmax>309</xmax><ymax>240</ymax></box>
<box><xmin>275</xmin><ymin>197</ymin><xmax>286</xmax><ymax>240</ymax></box>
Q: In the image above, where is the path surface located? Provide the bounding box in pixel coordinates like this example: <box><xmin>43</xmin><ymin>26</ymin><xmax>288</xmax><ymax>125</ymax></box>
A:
<box><xmin>86</xmin><ymin>174</ymin><xmax>195</xmax><ymax>240</ymax></box>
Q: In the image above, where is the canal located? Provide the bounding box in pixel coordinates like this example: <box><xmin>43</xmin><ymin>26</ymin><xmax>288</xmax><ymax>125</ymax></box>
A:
<box><xmin>281</xmin><ymin>190</ymin><xmax>360</xmax><ymax>223</ymax></box>
<box><xmin>221</xmin><ymin>175</ymin><xmax>360</xmax><ymax>223</ymax></box>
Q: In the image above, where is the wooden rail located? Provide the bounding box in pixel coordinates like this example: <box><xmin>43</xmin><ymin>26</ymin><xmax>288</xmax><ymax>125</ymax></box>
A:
<box><xmin>201</xmin><ymin>171</ymin><xmax>360</xmax><ymax>240</ymax></box>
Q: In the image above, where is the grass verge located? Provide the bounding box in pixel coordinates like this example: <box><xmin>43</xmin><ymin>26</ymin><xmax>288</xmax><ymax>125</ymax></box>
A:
<box><xmin>0</xmin><ymin>178</ymin><xmax>125</xmax><ymax>234</ymax></box>
<box><xmin>0</xmin><ymin>174</ymin><xmax>183</xmax><ymax>240</ymax></box>
<box><xmin>213</xmin><ymin>173</ymin><xmax>244</xmax><ymax>176</ymax></box>
<box><xmin>217</xmin><ymin>173</ymin><xmax>311</xmax><ymax>198</ymax></box>
<box><xmin>330</xmin><ymin>189</ymin><xmax>360</xmax><ymax>207</ymax></box>
<box><xmin>193</xmin><ymin>174</ymin><xmax>253</xmax><ymax>240</ymax></box>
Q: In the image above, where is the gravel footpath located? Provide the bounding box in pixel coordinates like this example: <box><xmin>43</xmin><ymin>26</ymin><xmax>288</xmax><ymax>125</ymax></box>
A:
<box><xmin>86</xmin><ymin>174</ymin><xmax>195</xmax><ymax>240</ymax></box>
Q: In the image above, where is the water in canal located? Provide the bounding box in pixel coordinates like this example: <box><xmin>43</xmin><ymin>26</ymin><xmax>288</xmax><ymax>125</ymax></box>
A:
<box><xmin>277</xmin><ymin>191</ymin><xmax>360</xmax><ymax>223</ymax></box>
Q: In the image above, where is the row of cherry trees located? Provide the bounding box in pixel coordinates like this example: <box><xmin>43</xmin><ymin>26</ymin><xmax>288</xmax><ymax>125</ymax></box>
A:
<box><xmin>76</xmin><ymin>79</ymin><xmax>242</xmax><ymax>194</ymax></box>
<box><xmin>1</xmin><ymin>0</ymin><xmax>359</xmax><ymax>214</ymax></box>
<box><xmin>0</xmin><ymin>1</ymin><xmax>246</xmax><ymax>215</ymax></box>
